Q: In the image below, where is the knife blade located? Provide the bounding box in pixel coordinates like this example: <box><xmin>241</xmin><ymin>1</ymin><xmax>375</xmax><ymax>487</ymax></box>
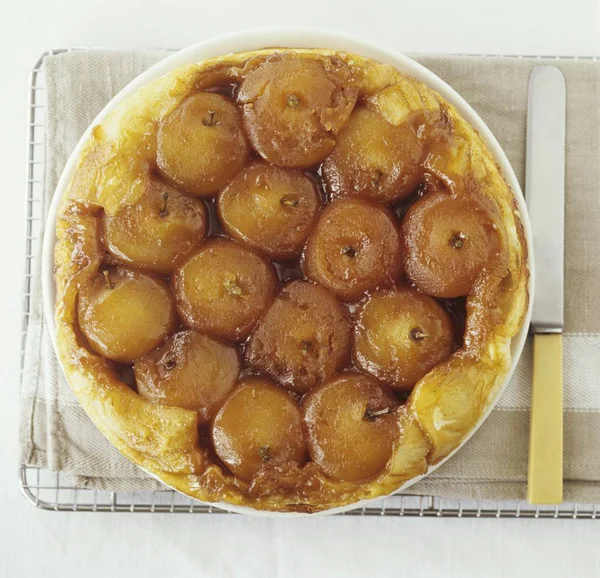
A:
<box><xmin>527</xmin><ymin>66</ymin><xmax>566</xmax><ymax>334</ymax></box>
<box><xmin>526</xmin><ymin>65</ymin><xmax>566</xmax><ymax>505</ymax></box>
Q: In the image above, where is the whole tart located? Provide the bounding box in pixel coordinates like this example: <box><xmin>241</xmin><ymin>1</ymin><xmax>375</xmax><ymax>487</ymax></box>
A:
<box><xmin>53</xmin><ymin>48</ymin><xmax>529</xmax><ymax>513</ymax></box>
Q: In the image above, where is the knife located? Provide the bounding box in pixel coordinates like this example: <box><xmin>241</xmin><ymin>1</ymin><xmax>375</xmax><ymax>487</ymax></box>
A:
<box><xmin>526</xmin><ymin>66</ymin><xmax>566</xmax><ymax>505</ymax></box>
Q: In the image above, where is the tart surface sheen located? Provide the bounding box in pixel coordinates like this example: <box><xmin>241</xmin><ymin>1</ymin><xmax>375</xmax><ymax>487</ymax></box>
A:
<box><xmin>54</xmin><ymin>48</ymin><xmax>528</xmax><ymax>513</ymax></box>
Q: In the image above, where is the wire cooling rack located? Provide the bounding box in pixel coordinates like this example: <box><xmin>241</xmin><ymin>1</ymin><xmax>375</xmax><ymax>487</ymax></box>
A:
<box><xmin>20</xmin><ymin>48</ymin><xmax>600</xmax><ymax>518</ymax></box>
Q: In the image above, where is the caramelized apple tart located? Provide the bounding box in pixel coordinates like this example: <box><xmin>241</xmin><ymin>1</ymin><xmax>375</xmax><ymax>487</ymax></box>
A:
<box><xmin>54</xmin><ymin>49</ymin><xmax>528</xmax><ymax>513</ymax></box>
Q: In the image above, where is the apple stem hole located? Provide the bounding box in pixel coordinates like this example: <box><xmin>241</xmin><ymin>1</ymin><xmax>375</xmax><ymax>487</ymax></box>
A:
<box><xmin>410</xmin><ymin>327</ymin><xmax>427</xmax><ymax>341</ymax></box>
<box><xmin>280</xmin><ymin>196</ymin><xmax>299</xmax><ymax>208</ymax></box>
<box><xmin>203</xmin><ymin>110</ymin><xmax>218</xmax><ymax>126</ymax></box>
<box><xmin>159</xmin><ymin>191</ymin><xmax>169</xmax><ymax>217</ymax></box>
<box><xmin>102</xmin><ymin>270</ymin><xmax>113</xmax><ymax>290</ymax></box>
<box><xmin>224</xmin><ymin>278</ymin><xmax>243</xmax><ymax>297</ymax></box>
<box><xmin>258</xmin><ymin>446</ymin><xmax>271</xmax><ymax>462</ymax></box>
<box><xmin>287</xmin><ymin>94</ymin><xmax>300</xmax><ymax>108</ymax></box>
<box><xmin>364</xmin><ymin>407</ymin><xmax>393</xmax><ymax>421</ymax></box>
<box><xmin>450</xmin><ymin>233</ymin><xmax>465</xmax><ymax>249</ymax></box>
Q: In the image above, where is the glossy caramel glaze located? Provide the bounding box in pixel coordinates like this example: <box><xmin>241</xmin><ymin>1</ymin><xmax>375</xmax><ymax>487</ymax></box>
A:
<box><xmin>135</xmin><ymin>330</ymin><xmax>240</xmax><ymax>424</ymax></box>
<box><xmin>212</xmin><ymin>377</ymin><xmax>307</xmax><ymax>481</ymax></box>
<box><xmin>303</xmin><ymin>198</ymin><xmax>403</xmax><ymax>302</ymax></box>
<box><xmin>172</xmin><ymin>237</ymin><xmax>278</xmax><ymax>342</ymax></box>
<box><xmin>353</xmin><ymin>285</ymin><xmax>454</xmax><ymax>391</ymax></box>
<box><xmin>54</xmin><ymin>48</ymin><xmax>529</xmax><ymax>513</ymax></box>
<box><xmin>104</xmin><ymin>178</ymin><xmax>207</xmax><ymax>275</ymax></box>
<box><xmin>304</xmin><ymin>372</ymin><xmax>399</xmax><ymax>481</ymax></box>
<box><xmin>245</xmin><ymin>280</ymin><xmax>351</xmax><ymax>393</ymax></box>
<box><xmin>218</xmin><ymin>161</ymin><xmax>322</xmax><ymax>260</ymax></box>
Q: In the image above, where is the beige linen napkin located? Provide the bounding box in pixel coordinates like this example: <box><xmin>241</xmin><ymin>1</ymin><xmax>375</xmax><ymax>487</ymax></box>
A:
<box><xmin>19</xmin><ymin>49</ymin><xmax>600</xmax><ymax>502</ymax></box>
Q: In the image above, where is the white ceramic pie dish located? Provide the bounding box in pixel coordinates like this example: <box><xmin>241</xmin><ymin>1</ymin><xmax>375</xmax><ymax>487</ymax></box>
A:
<box><xmin>41</xmin><ymin>28</ymin><xmax>534</xmax><ymax>517</ymax></box>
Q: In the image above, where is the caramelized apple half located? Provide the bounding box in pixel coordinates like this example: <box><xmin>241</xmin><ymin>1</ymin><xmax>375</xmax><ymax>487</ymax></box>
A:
<box><xmin>157</xmin><ymin>92</ymin><xmax>250</xmax><ymax>197</ymax></box>
<box><xmin>303</xmin><ymin>199</ymin><xmax>403</xmax><ymax>302</ymax></box>
<box><xmin>77</xmin><ymin>267</ymin><xmax>178</xmax><ymax>362</ymax></box>
<box><xmin>402</xmin><ymin>191</ymin><xmax>501</xmax><ymax>298</ymax></box>
<box><xmin>245</xmin><ymin>280</ymin><xmax>351</xmax><ymax>393</ymax></box>
<box><xmin>173</xmin><ymin>238</ymin><xmax>278</xmax><ymax>342</ymax></box>
<box><xmin>322</xmin><ymin>106</ymin><xmax>423</xmax><ymax>204</ymax></box>
<box><xmin>104</xmin><ymin>178</ymin><xmax>207</xmax><ymax>275</ymax></box>
<box><xmin>237</xmin><ymin>55</ymin><xmax>358</xmax><ymax>167</ymax></box>
<box><xmin>218</xmin><ymin>161</ymin><xmax>321</xmax><ymax>260</ymax></box>
<box><xmin>303</xmin><ymin>372</ymin><xmax>399</xmax><ymax>482</ymax></box>
<box><xmin>212</xmin><ymin>377</ymin><xmax>307</xmax><ymax>481</ymax></box>
<box><xmin>353</xmin><ymin>285</ymin><xmax>454</xmax><ymax>391</ymax></box>
<box><xmin>135</xmin><ymin>330</ymin><xmax>240</xmax><ymax>424</ymax></box>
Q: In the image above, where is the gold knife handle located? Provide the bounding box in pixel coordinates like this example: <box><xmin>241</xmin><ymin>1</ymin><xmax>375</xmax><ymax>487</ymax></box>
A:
<box><xmin>527</xmin><ymin>333</ymin><xmax>563</xmax><ymax>504</ymax></box>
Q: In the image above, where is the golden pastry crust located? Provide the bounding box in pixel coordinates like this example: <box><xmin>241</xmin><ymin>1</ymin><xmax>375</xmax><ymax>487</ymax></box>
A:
<box><xmin>54</xmin><ymin>48</ymin><xmax>528</xmax><ymax>513</ymax></box>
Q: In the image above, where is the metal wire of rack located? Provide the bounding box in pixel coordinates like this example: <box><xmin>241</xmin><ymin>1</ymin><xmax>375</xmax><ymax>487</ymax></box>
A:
<box><xmin>19</xmin><ymin>48</ymin><xmax>600</xmax><ymax>518</ymax></box>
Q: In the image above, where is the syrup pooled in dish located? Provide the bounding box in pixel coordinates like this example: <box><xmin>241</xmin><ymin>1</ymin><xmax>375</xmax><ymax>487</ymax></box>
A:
<box><xmin>55</xmin><ymin>49</ymin><xmax>528</xmax><ymax>513</ymax></box>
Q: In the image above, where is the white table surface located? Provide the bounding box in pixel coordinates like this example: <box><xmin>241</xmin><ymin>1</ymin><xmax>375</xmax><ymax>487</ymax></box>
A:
<box><xmin>2</xmin><ymin>1</ymin><xmax>600</xmax><ymax>576</ymax></box>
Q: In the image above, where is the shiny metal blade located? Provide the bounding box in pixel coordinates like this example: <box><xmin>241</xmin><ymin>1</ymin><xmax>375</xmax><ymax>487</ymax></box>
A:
<box><xmin>526</xmin><ymin>66</ymin><xmax>566</xmax><ymax>334</ymax></box>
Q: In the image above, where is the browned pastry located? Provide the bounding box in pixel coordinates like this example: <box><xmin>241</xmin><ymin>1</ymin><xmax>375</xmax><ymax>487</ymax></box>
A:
<box><xmin>218</xmin><ymin>161</ymin><xmax>321</xmax><ymax>260</ymax></box>
<box><xmin>303</xmin><ymin>198</ymin><xmax>403</xmax><ymax>302</ymax></box>
<box><xmin>212</xmin><ymin>377</ymin><xmax>307</xmax><ymax>481</ymax></box>
<box><xmin>172</xmin><ymin>237</ymin><xmax>278</xmax><ymax>342</ymax></box>
<box><xmin>245</xmin><ymin>280</ymin><xmax>351</xmax><ymax>393</ymax></box>
<box><xmin>54</xmin><ymin>48</ymin><xmax>528</xmax><ymax>513</ymax></box>
<box><xmin>322</xmin><ymin>105</ymin><xmax>423</xmax><ymax>204</ymax></box>
<box><xmin>135</xmin><ymin>330</ymin><xmax>240</xmax><ymax>424</ymax></box>
<box><xmin>237</xmin><ymin>54</ymin><xmax>358</xmax><ymax>168</ymax></box>
<box><xmin>157</xmin><ymin>92</ymin><xmax>250</xmax><ymax>197</ymax></box>
<box><xmin>103</xmin><ymin>178</ymin><xmax>207</xmax><ymax>275</ymax></box>
<box><xmin>353</xmin><ymin>285</ymin><xmax>454</xmax><ymax>391</ymax></box>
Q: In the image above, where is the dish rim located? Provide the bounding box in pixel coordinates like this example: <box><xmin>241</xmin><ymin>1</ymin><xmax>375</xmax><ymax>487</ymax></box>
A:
<box><xmin>41</xmin><ymin>28</ymin><xmax>535</xmax><ymax>517</ymax></box>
